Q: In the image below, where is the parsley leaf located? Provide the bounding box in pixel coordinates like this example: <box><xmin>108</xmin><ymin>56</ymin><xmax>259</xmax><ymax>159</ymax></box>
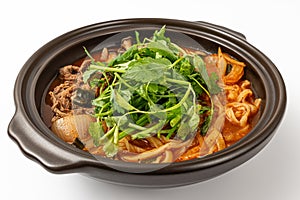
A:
<box><xmin>88</xmin><ymin>122</ymin><xmax>104</xmax><ymax>146</ymax></box>
<box><xmin>122</xmin><ymin>57</ymin><xmax>171</xmax><ymax>83</ymax></box>
<box><xmin>192</xmin><ymin>55</ymin><xmax>221</xmax><ymax>94</ymax></box>
<box><xmin>147</xmin><ymin>41</ymin><xmax>178</xmax><ymax>61</ymax></box>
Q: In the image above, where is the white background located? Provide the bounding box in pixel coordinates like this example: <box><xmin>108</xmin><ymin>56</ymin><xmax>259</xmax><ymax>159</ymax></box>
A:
<box><xmin>1</xmin><ymin>0</ymin><xmax>299</xmax><ymax>199</ymax></box>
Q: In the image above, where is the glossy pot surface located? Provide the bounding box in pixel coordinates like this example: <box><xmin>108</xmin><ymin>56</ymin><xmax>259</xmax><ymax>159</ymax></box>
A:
<box><xmin>8</xmin><ymin>18</ymin><xmax>286</xmax><ymax>187</ymax></box>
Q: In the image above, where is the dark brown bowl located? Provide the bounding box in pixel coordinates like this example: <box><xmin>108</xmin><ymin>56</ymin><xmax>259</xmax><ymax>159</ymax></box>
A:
<box><xmin>8</xmin><ymin>18</ymin><xmax>286</xmax><ymax>187</ymax></box>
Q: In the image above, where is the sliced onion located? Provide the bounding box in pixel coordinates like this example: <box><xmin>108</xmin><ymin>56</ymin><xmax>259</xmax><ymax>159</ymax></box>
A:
<box><xmin>51</xmin><ymin>114</ymin><xmax>95</xmax><ymax>143</ymax></box>
<box><xmin>160</xmin><ymin>150</ymin><xmax>173</xmax><ymax>163</ymax></box>
<box><xmin>121</xmin><ymin>143</ymin><xmax>171</xmax><ymax>162</ymax></box>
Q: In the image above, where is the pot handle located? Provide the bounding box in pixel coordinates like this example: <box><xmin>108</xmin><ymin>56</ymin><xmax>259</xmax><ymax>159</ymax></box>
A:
<box><xmin>195</xmin><ymin>21</ymin><xmax>247</xmax><ymax>41</ymax></box>
<box><xmin>8</xmin><ymin>111</ymin><xmax>82</xmax><ymax>173</ymax></box>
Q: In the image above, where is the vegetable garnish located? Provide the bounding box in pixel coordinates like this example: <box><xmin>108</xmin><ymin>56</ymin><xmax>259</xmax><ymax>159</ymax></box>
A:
<box><xmin>83</xmin><ymin>26</ymin><xmax>221</xmax><ymax>157</ymax></box>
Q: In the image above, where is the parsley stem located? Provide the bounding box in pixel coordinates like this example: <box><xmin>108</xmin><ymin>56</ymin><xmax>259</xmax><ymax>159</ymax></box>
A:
<box><xmin>83</xmin><ymin>47</ymin><xmax>95</xmax><ymax>63</ymax></box>
<box><xmin>113</xmin><ymin>125</ymin><xmax>119</xmax><ymax>144</ymax></box>
<box><xmin>169</xmin><ymin>57</ymin><xmax>184</xmax><ymax>68</ymax></box>
<box><xmin>166</xmin><ymin>124</ymin><xmax>180</xmax><ymax>139</ymax></box>
<box><xmin>97</xmin><ymin>102</ymin><xmax>111</xmax><ymax>116</ymax></box>
<box><xmin>165</xmin><ymin>77</ymin><xmax>190</xmax><ymax>85</ymax></box>
<box><xmin>188</xmin><ymin>75</ymin><xmax>214</xmax><ymax>132</ymax></box>
<box><xmin>128</xmin><ymin>123</ymin><xmax>147</xmax><ymax>131</ymax></box>
<box><xmin>102</xmin><ymin>72</ymin><xmax>110</xmax><ymax>85</ymax></box>
<box><xmin>136</xmin><ymin>114</ymin><xmax>149</xmax><ymax>125</ymax></box>
<box><xmin>96</xmin><ymin>109</ymin><xmax>113</xmax><ymax>117</ymax></box>
<box><xmin>90</xmin><ymin>65</ymin><xmax>126</xmax><ymax>73</ymax></box>
<box><xmin>131</xmin><ymin>120</ymin><xmax>164</xmax><ymax>140</ymax></box>
<box><xmin>118</xmin><ymin>128</ymin><xmax>134</xmax><ymax>140</ymax></box>
<box><xmin>117</xmin><ymin>114</ymin><xmax>150</xmax><ymax>140</ymax></box>
<box><xmin>155</xmin><ymin>94</ymin><xmax>177</xmax><ymax>98</ymax></box>
<box><xmin>161</xmin><ymin>84</ymin><xmax>191</xmax><ymax>113</ymax></box>
<box><xmin>99</xmin><ymin>124</ymin><xmax>116</xmax><ymax>142</ymax></box>
<box><xmin>113</xmin><ymin>73</ymin><xmax>135</xmax><ymax>90</ymax></box>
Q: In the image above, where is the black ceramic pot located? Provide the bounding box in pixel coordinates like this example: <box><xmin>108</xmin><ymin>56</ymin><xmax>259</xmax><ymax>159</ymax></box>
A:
<box><xmin>8</xmin><ymin>18</ymin><xmax>286</xmax><ymax>187</ymax></box>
